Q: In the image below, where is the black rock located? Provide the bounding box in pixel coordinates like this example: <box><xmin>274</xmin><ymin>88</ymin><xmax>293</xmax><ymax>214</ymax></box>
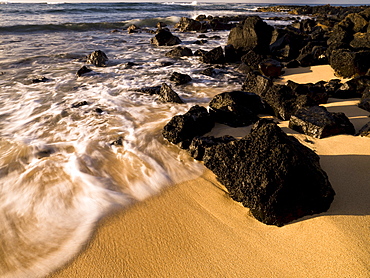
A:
<box><xmin>165</xmin><ymin>46</ymin><xmax>193</xmax><ymax>58</ymax></box>
<box><xmin>76</xmin><ymin>66</ymin><xmax>92</xmax><ymax>77</ymax></box>
<box><xmin>193</xmin><ymin>40</ymin><xmax>208</xmax><ymax>45</ymax></box>
<box><xmin>71</xmin><ymin>101</ymin><xmax>88</xmax><ymax>108</ymax></box>
<box><xmin>200</xmin><ymin>46</ymin><xmax>225</xmax><ymax>64</ymax></box>
<box><xmin>127</xmin><ymin>24</ymin><xmax>140</xmax><ymax>33</ymax></box>
<box><xmin>287</xmin><ymin>80</ymin><xmax>329</xmax><ymax>105</ymax></box>
<box><xmin>289</xmin><ymin>106</ymin><xmax>355</xmax><ymax>138</ymax></box>
<box><xmin>188</xmin><ymin>135</ymin><xmax>235</xmax><ymax>161</ymax></box>
<box><xmin>110</xmin><ymin>137</ymin><xmax>123</xmax><ymax>146</ymax></box>
<box><xmin>357</xmin><ymin>121</ymin><xmax>370</xmax><ymax>137</ymax></box>
<box><xmin>200</xmin><ymin>67</ymin><xmax>216</xmax><ymax>77</ymax></box>
<box><xmin>150</xmin><ymin>29</ymin><xmax>182</xmax><ymax>46</ymax></box>
<box><xmin>174</xmin><ymin>17</ymin><xmax>203</xmax><ymax>32</ymax></box>
<box><xmin>194</xmin><ymin>49</ymin><xmax>208</xmax><ymax>56</ymax></box>
<box><xmin>87</xmin><ymin>50</ymin><xmax>108</xmax><ymax>67</ymax></box>
<box><xmin>241</xmin><ymin>50</ymin><xmax>264</xmax><ymax>70</ymax></box>
<box><xmin>209</xmin><ymin>91</ymin><xmax>264</xmax><ymax>127</ymax></box>
<box><xmin>228</xmin><ymin>16</ymin><xmax>274</xmax><ymax>55</ymax></box>
<box><xmin>350</xmin><ymin>32</ymin><xmax>370</xmax><ymax>50</ymax></box>
<box><xmin>285</xmin><ymin>59</ymin><xmax>300</xmax><ymax>68</ymax></box>
<box><xmin>136</xmin><ymin>86</ymin><xmax>161</xmax><ymax>95</ymax></box>
<box><xmin>258</xmin><ymin>59</ymin><xmax>283</xmax><ymax>78</ymax></box>
<box><xmin>224</xmin><ymin>44</ymin><xmax>239</xmax><ymax>63</ymax></box>
<box><xmin>329</xmin><ymin>49</ymin><xmax>370</xmax><ymax>78</ymax></box>
<box><xmin>170</xmin><ymin>72</ymin><xmax>192</xmax><ymax>85</ymax></box>
<box><xmin>158</xmin><ymin>83</ymin><xmax>184</xmax><ymax>103</ymax></box>
<box><xmin>242</xmin><ymin>72</ymin><xmax>273</xmax><ymax>97</ymax></box>
<box><xmin>358</xmin><ymin>88</ymin><xmax>370</xmax><ymax>112</ymax></box>
<box><xmin>203</xmin><ymin>119</ymin><xmax>335</xmax><ymax>226</ymax></box>
<box><xmin>31</xmin><ymin>76</ymin><xmax>49</xmax><ymax>83</ymax></box>
<box><xmin>333</xmin><ymin>76</ymin><xmax>370</xmax><ymax>98</ymax></box>
<box><xmin>162</xmin><ymin>105</ymin><xmax>215</xmax><ymax>146</ymax></box>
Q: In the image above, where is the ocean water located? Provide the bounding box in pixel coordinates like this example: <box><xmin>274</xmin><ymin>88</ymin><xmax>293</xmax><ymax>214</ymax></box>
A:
<box><xmin>0</xmin><ymin>2</ymin><xmax>293</xmax><ymax>277</ymax></box>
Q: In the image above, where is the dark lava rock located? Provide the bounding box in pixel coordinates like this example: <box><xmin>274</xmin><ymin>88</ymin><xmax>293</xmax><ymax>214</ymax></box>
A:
<box><xmin>31</xmin><ymin>76</ymin><xmax>49</xmax><ymax>83</ymax></box>
<box><xmin>358</xmin><ymin>88</ymin><xmax>370</xmax><ymax>112</ymax></box>
<box><xmin>241</xmin><ymin>50</ymin><xmax>264</xmax><ymax>70</ymax></box>
<box><xmin>357</xmin><ymin>121</ymin><xmax>370</xmax><ymax>137</ymax></box>
<box><xmin>289</xmin><ymin>106</ymin><xmax>355</xmax><ymax>138</ymax></box>
<box><xmin>150</xmin><ymin>29</ymin><xmax>182</xmax><ymax>46</ymax></box>
<box><xmin>127</xmin><ymin>24</ymin><xmax>140</xmax><ymax>33</ymax></box>
<box><xmin>258</xmin><ymin>59</ymin><xmax>283</xmax><ymax>78</ymax></box>
<box><xmin>87</xmin><ymin>50</ymin><xmax>108</xmax><ymax>67</ymax></box>
<box><xmin>224</xmin><ymin>44</ymin><xmax>239</xmax><ymax>63</ymax></box>
<box><xmin>200</xmin><ymin>67</ymin><xmax>216</xmax><ymax>77</ymax></box>
<box><xmin>193</xmin><ymin>39</ymin><xmax>208</xmax><ymax>45</ymax></box>
<box><xmin>170</xmin><ymin>72</ymin><xmax>192</xmax><ymax>85</ymax></box>
<box><xmin>242</xmin><ymin>72</ymin><xmax>273</xmax><ymax>96</ymax></box>
<box><xmin>333</xmin><ymin>76</ymin><xmax>370</xmax><ymax>98</ymax></box>
<box><xmin>165</xmin><ymin>46</ymin><xmax>193</xmax><ymax>58</ymax></box>
<box><xmin>203</xmin><ymin>119</ymin><xmax>335</xmax><ymax>226</ymax></box>
<box><xmin>200</xmin><ymin>46</ymin><xmax>225</xmax><ymax>64</ymax></box>
<box><xmin>136</xmin><ymin>86</ymin><xmax>161</xmax><ymax>95</ymax></box>
<box><xmin>158</xmin><ymin>83</ymin><xmax>184</xmax><ymax>103</ymax></box>
<box><xmin>287</xmin><ymin>80</ymin><xmax>329</xmax><ymax>105</ymax></box>
<box><xmin>174</xmin><ymin>17</ymin><xmax>202</xmax><ymax>32</ymax></box>
<box><xmin>76</xmin><ymin>66</ymin><xmax>92</xmax><ymax>77</ymax></box>
<box><xmin>350</xmin><ymin>32</ymin><xmax>370</xmax><ymax>50</ymax></box>
<box><xmin>228</xmin><ymin>16</ymin><xmax>274</xmax><ymax>55</ymax></box>
<box><xmin>329</xmin><ymin>49</ymin><xmax>370</xmax><ymax>78</ymax></box>
<box><xmin>324</xmin><ymin>79</ymin><xmax>343</xmax><ymax>96</ymax></box>
<box><xmin>209</xmin><ymin>91</ymin><xmax>264</xmax><ymax>127</ymax></box>
<box><xmin>162</xmin><ymin>105</ymin><xmax>215</xmax><ymax>147</ymax></box>
<box><xmin>188</xmin><ymin>135</ymin><xmax>235</xmax><ymax>161</ymax></box>
<box><xmin>71</xmin><ymin>101</ymin><xmax>88</xmax><ymax>108</ymax></box>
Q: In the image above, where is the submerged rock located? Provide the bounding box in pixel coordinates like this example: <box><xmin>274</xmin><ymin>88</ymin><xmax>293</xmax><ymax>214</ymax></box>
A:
<box><xmin>76</xmin><ymin>66</ymin><xmax>92</xmax><ymax>77</ymax></box>
<box><xmin>150</xmin><ymin>29</ymin><xmax>182</xmax><ymax>46</ymax></box>
<box><xmin>203</xmin><ymin>119</ymin><xmax>335</xmax><ymax>226</ymax></box>
<box><xmin>289</xmin><ymin>106</ymin><xmax>355</xmax><ymax>138</ymax></box>
<box><xmin>87</xmin><ymin>50</ymin><xmax>108</xmax><ymax>67</ymax></box>
<box><xmin>165</xmin><ymin>46</ymin><xmax>193</xmax><ymax>58</ymax></box>
<box><xmin>170</xmin><ymin>72</ymin><xmax>192</xmax><ymax>85</ymax></box>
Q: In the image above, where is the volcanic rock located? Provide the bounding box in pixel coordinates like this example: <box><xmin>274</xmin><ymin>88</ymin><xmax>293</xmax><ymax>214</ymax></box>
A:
<box><xmin>258</xmin><ymin>59</ymin><xmax>283</xmax><ymax>78</ymax></box>
<box><xmin>158</xmin><ymin>83</ymin><xmax>184</xmax><ymax>103</ymax></box>
<box><xmin>200</xmin><ymin>46</ymin><xmax>225</xmax><ymax>64</ymax></box>
<box><xmin>188</xmin><ymin>135</ymin><xmax>235</xmax><ymax>161</ymax></box>
<box><xmin>87</xmin><ymin>50</ymin><xmax>108</xmax><ymax>67</ymax></box>
<box><xmin>170</xmin><ymin>72</ymin><xmax>192</xmax><ymax>85</ymax></box>
<box><xmin>165</xmin><ymin>46</ymin><xmax>193</xmax><ymax>58</ymax></box>
<box><xmin>76</xmin><ymin>66</ymin><xmax>92</xmax><ymax>77</ymax></box>
<box><xmin>150</xmin><ymin>29</ymin><xmax>182</xmax><ymax>46</ymax></box>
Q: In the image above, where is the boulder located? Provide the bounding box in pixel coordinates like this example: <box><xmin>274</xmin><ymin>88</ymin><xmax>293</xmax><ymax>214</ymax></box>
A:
<box><xmin>242</xmin><ymin>72</ymin><xmax>273</xmax><ymax>96</ymax></box>
<box><xmin>357</xmin><ymin>121</ymin><xmax>370</xmax><ymax>137</ymax></box>
<box><xmin>165</xmin><ymin>46</ymin><xmax>193</xmax><ymax>58</ymax></box>
<box><xmin>333</xmin><ymin>76</ymin><xmax>370</xmax><ymax>98</ymax></box>
<box><xmin>127</xmin><ymin>24</ymin><xmax>140</xmax><ymax>33</ymax></box>
<box><xmin>188</xmin><ymin>135</ymin><xmax>235</xmax><ymax>161</ymax></box>
<box><xmin>200</xmin><ymin>46</ymin><xmax>225</xmax><ymax>64</ymax></box>
<box><xmin>200</xmin><ymin>67</ymin><xmax>216</xmax><ymax>77</ymax></box>
<box><xmin>170</xmin><ymin>72</ymin><xmax>192</xmax><ymax>85</ymax></box>
<box><xmin>174</xmin><ymin>17</ymin><xmax>203</xmax><ymax>32</ymax></box>
<box><xmin>329</xmin><ymin>49</ymin><xmax>370</xmax><ymax>78</ymax></box>
<box><xmin>241</xmin><ymin>50</ymin><xmax>264</xmax><ymax>70</ymax></box>
<box><xmin>358</xmin><ymin>88</ymin><xmax>370</xmax><ymax>112</ymax></box>
<box><xmin>71</xmin><ymin>101</ymin><xmax>88</xmax><ymax>108</ymax></box>
<box><xmin>87</xmin><ymin>50</ymin><xmax>108</xmax><ymax>67</ymax></box>
<box><xmin>150</xmin><ymin>29</ymin><xmax>182</xmax><ymax>46</ymax></box>
<box><xmin>208</xmin><ymin>91</ymin><xmax>264</xmax><ymax>127</ymax></box>
<box><xmin>76</xmin><ymin>66</ymin><xmax>92</xmax><ymax>77</ymax></box>
<box><xmin>158</xmin><ymin>83</ymin><xmax>184</xmax><ymax>103</ymax></box>
<box><xmin>228</xmin><ymin>16</ymin><xmax>274</xmax><ymax>55</ymax></box>
<box><xmin>350</xmin><ymin>32</ymin><xmax>370</xmax><ymax>50</ymax></box>
<box><xmin>224</xmin><ymin>44</ymin><xmax>239</xmax><ymax>63</ymax></box>
<box><xmin>289</xmin><ymin>106</ymin><xmax>355</xmax><ymax>138</ymax></box>
<box><xmin>287</xmin><ymin>80</ymin><xmax>329</xmax><ymax>104</ymax></box>
<box><xmin>258</xmin><ymin>59</ymin><xmax>283</xmax><ymax>78</ymax></box>
<box><xmin>203</xmin><ymin>119</ymin><xmax>335</xmax><ymax>226</ymax></box>
<box><xmin>343</xmin><ymin>13</ymin><xmax>368</xmax><ymax>33</ymax></box>
<box><xmin>162</xmin><ymin>105</ymin><xmax>215</xmax><ymax>147</ymax></box>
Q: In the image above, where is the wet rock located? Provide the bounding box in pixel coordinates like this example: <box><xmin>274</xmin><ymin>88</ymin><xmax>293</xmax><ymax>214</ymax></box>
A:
<box><xmin>150</xmin><ymin>29</ymin><xmax>181</xmax><ymax>46</ymax></box>
<box><xmin>71</xmin><ymin>101</ymin><xmax>88</xmax><ymax>108</ymax></box>
<box><xmin>258</xmin><ymin>59</ymin><xmax>283</xmax><ymax>78</ymax></box>
<box><xmin>289</xmin><ymin>106</ymin><xmax>355</xmax><ymax>138</ymax></box>
<box><xmin>209</xmin><ymin>91</ymin><xmax>264</xmax><ymax>127</ymax></box>
<box><xmin>165</xmin><ymin>46</ymin><xmax>193</xmax><ymax>58</ymax></box>
<box><xmin>188</xmin><ymin>135</ymin><xmax>235</xmax><ymax>161</ymax></box>
<box><xmin>203</xmin><ymin>119</ymin><xmax>335</xmax><ymax>226</ymax></box>
<box><xmin>156</xmin><ymin>22</ymin><xmax>167</xmax><ymax>29</ymax></box>
<box><xmin>241</xmin><ymin>50</ymin><xmax>264</xmax><ymax>70</ymax></box>
<box><xmin>174</xmin><ymin>17</ymin><xmax>203</xmax><ymax>32</ymax></box>
<box><xmin>170</xmin><ymin>72</ymin><xmax>192</xmax><ymax>85</ymax></box>
<box><xmin>158</xmin><ymin>83</ymin><xmax>184</xmax><ymax>103</ymax></box>
<box><xmin>87</xmin><ymin>50</ymin><xmax>108</xmax><ymax>67</ymax></box>
<box><xmin>31</xmin><ymin>76</ymin><xmax>49</xmax><ymax>83</ymax></box>
<box><xmin>228</xmin><ymin>16</ymin><xmax>274</xmax><ymax>55</ymax></box>
<box><xmin>110</xmin><ymin>137</ymin><xmax>123</xmax><ymax>146</ymax></box>
<box><xmin>162</xmin><ymin>105</ymin><xmax>214</xmax><ymax>147</ymax></box>
<box><xmin>194</xmin><ymin>49</ymin><xmax>207</xmax><ymax>56</ymax></box>
<box><xmin>76</xmin><ymin>66</ymin><xmax>92</xmax><ymax>77</ymax></box>
<box><xmin>200</xmin><ymin>67</ymin><xmax>216</xmax><ymax>77</ymax></box>
<box><xmin>95</xmin><ymin>108</ymin><xmax>104</xmax><ymax>114</ymax></box>
<box><xmin>193</xmin><ymin>40</ymin><xmax>208</xmax><ymax>45</ymax></box>
<box><xmin>127</xmin><ymin>24</ymin><xmax>140</xmax><ymax>33</ymax></box>
<box><xmin>136</xmin><ymin>86</ymin><xmax>161</xmax><ymax>95</ymax></box>
<box><xmin>199</xmin><ymin>46</ymin><xmax>225</xmax><ymax>64</ymax></box>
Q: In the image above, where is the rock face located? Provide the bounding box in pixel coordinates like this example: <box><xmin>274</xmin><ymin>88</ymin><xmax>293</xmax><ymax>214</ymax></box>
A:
<box><xmin>87</xmin><ymin>50</ymin><xmax>108</xmax><ymax>67</ymax></box>
<box><xmin>150</xmin><ymin>29</ymin><xmax>182</xmax><ymax>46</ymax></box>
<box><xmin>329</xmin><ymin>49</ymin><xmax>370</xmax><ymax>78</ymax></box>
<box><xmin>165</xmin><ymin>46</ymin><xmax>193</xmax><ymax>58</ymax></box>
<box><xmin>170</xmin><ymin>72</ymin><xmax>192</xmax><ymax>85</ymax></box>
<box><xmin>228</xmin><ymin>16</ymin><xmax>274</xmax><ymax>55</ymax></box>
<box><xmin>162</xmin><ymin>105</ymin><xmax>214</xmax><ymax>147</ymax></box>
<box><xmin>289</xmin><ymin>106</ymin><xmax>355</xmax><ymax>138</ymax></box>
<box><xmin>203</xmin><ymin>119</ymin><xmax>335</xmax><ymax>226</ymax></box>
<box><xmin>158</xmin><ymin>83</ymin><xmax>184</xmax><ymax>103</ymax></box>
<box><xmin>209</xmin><ymin>91</ymin><xmax>264</xmax><ymax>127</ymax></box>
<box><xmin>188</xmin><ymin>135</ymin><xmax>235</xmax><ymax>161</ymax></box>
<box><xmin>200</xmin><ymin>46</ymin><xmax>225</xmax><ymax>64</ymax></box>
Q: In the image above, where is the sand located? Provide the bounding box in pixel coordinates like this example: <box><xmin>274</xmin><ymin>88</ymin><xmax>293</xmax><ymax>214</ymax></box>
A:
<box><xmin>49</xmin><ymin>65</ymin><xmax>370</xmax><ymax>278</ymax></box>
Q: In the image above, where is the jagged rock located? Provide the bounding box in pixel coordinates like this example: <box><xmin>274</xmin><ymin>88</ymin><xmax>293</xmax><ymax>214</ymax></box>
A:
<box><xmin>174</xmin><ymin>17</ymin><xmax>202</xmax><ymax>32</ymax></box>
<box><xmin>87</xmin><ymin>50</ymin><xmax>108</xmax><ymax>67</ymax></box>
<box><xmin>170</xmin><ymin>72</ymin><xmax>192</xmax><ymax>85</ymax></box>
<box><xmin>158</xmin><ymin>83</ymin><xmax>184</xmax><ymax>103</ymax></box>
<box><xmin>269</xmin><ymin>27</ymin><xmax>307</xmax><ymax>60</ymax></box>
<box><xmin>358</xmin><ymin>88</ymin><xmax>370</xmax><ymax>112</ymax></box>
<box><xmin>357</xmin><ymin>121</ymin><xmax>370</xmax><ymax>137</ymax></box>
<box><xmin>258</xmin><ymin>59</ymin><xmax>282</xmax><ymax>78</ymax></box>
<box><xmin>188</xmin><ymin>135</ymin><xmax>235</xmax><ymax>161</ymax></box>
<box><xmin>333</xmin><ymin>76</ymin><xmax>370</xmax><ymax>98</ymax></box>
<box><xmin>162</xmin><ymin>105</ymin><xmax>214</xmax><ymax>147</ymax></box>
<box><xmin>287</xmin><ymin>80</ymin><xmax>329</xmax><ymax>105</ymax></box>
<box><xmin>200</xmin><ymin>67</ymin><xmax>216</xmax><ymax>77</ymax></box>
<box><xmin>200</xmin><ymin>46</ymin><xmax>225</xmax><ymax>64</ymax></box>
<box><xmin>241</xmin><ymin>50</ymin><xmax>264</xmax><ymax>70</ymax></box>
<box><xmin>350</xmin><ymin>32</ymin><xmax>370</xmax><ymax>50</ymax></box>
<box><xmin>228</xmin><ymin>16</ymin><xmax>274</xmax><ymax>55</ymax></box>
<box><xmin>150</xmin><ymin>29</ymin><xmax>181</xmax><ymax>46</ymax></box>
<box><xmin>289</xmin><ymin>106</ymin><xmax>355</xmax><ymax>138</ymax></box>
<box><xmin>76</xmin><ymin>66</ymin><xmax>92</xmax><ymax>77</ymax></box>
<box><xmin>343</xmin><ymin>13</ymin><xmax>368</xmax><ymax>33</ymax></box>
<box><xmin>136</xmin><ymin>86</ymin><xmax>161</xmax><ymax>95</ymax></box>
<box><xmin>242</xmin><ymin>72</ymin><xmax>273</xmax><ymax>96</ymax></box>
<box><xmin>127</xmin><ymin>24</ymin><xmax>140</xmax><ymax>33</ymax></box>
<box><xmin>329</xmin><ymin>49</ymin><xmax>370</xmax><ymax>78</ymax></box>
<box><xmin>71</xmin><ymin>101</ymin><xmax>88</xmax><ymax>108</ymax></box>
<box><xmin>209</xmin><ymin>91</ymin><xmax>264</xmax><ymax>127</ymax></box>
<box><xmin>165</xmin><ymin>46</ymin><xmax>193</xmax><ymax>58</ymax></box>
<box><xmin>203</xmin><ymin>119</ymin><xmax>335</xmax><ymax>226</ymax></box>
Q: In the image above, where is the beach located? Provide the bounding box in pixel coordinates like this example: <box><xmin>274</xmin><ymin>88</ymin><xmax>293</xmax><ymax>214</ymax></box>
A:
<box><xmin>49</xmin><ymin>65</ymin><xmax>370</xmax><ymax>277</ymax></box>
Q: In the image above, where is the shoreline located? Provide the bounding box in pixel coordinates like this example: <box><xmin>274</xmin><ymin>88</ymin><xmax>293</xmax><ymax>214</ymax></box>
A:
<box><xmin>48</xmin><ymin>65</ymin><xmax>370</xmax><ymax>277</ymax></box>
